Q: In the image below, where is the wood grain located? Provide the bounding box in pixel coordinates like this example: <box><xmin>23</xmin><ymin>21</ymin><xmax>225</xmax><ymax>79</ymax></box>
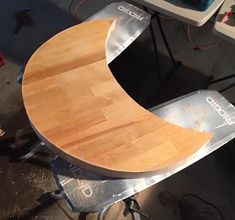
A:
<box><xmin>22</xmin><ymin>20</ymin><xmax>212</xmax><ymax>177</ymax></box>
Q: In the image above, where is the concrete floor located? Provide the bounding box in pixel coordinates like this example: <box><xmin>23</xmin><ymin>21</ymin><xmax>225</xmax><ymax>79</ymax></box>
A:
<box><xmin>0</xmin><ymin>0</ymin><xmax>235</xmax><ymax>219</ymax></box>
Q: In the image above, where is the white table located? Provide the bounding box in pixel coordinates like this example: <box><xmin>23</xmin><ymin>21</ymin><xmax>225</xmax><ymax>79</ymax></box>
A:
<box><xmin>213</xmin><ymin>0</ymin><xmax>235</xmax><ymax>43</ymax></box>
<box><xmin>133</xmin><ymin>0</ymin><xmax>224</xmax><ymax>26</ymax></box>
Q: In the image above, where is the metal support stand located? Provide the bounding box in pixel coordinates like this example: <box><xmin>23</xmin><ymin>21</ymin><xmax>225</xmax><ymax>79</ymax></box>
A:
<box><xmin>49</xmin><ymin>189</ymin><xmax>63</xmax><ymax>200</ymax></box>
<box><xmin>97</xmin><ymin>194</ymin><xmax>147</xmax><ymax>220</ymax></box>
<box><xmin>147</xmin><ymin>9</ymin><xmax>162</xmax><ymax>84</ymax></box>
<box><xmin>124</xmin><ymin>194</ymin><xmax>148</xmax><ymax>220</ymax></box>
<box><xmin>37</xmin><ymin>190</ymin><xmax>63</xmax><ymax>204</ymax></box>
<box><xmin>98</xmin><ymin>206</ymin><xmax>111</xmax><ymax>220</ymax></box>
<box><xmin>19</xmin><ymin>141</ymin><xmax>45</xmax><ymax>161</ymax></box>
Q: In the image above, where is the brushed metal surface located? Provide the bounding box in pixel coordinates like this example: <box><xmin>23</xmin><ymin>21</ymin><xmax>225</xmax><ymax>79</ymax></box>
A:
<box><xmin>88</xmin><ymin>2</ymin><xmax>151</xmax><ymax>64</ymax></box>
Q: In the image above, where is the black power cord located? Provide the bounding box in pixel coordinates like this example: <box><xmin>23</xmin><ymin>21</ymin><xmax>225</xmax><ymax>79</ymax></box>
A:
<box><xmin>180</xmin><ymin>194</ymin><xmax>225</xmax><ymax>220</ymax></box>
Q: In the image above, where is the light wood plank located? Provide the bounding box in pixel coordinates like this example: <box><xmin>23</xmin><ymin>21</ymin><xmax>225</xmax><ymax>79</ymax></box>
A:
<box><xmin>22</xmin><ymin>20</ymin><xmax>212</xmax><ymax>177</ymax></box>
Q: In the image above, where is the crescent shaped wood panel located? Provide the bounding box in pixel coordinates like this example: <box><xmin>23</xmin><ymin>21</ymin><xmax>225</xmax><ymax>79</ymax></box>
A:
<box><xmin>22</xmin><ymin>19</ymin><xmax>212</xmax><ymax>177</ymax></box>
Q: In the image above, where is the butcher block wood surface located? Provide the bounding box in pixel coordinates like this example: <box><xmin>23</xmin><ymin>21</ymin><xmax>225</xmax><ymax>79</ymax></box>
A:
<box><xmin>22</xmin><ymin>19</ymin><xmax>212</xmax><ymax>177</ymax></box>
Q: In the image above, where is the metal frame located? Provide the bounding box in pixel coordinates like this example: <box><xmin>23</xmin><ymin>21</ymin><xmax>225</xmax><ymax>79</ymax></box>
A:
<box><xmin>19</xmin><ymin>141</ymin><xmax>45</xmax><ymax>161</ymax></box>
<box><xmin>40</xmin><ymin>188</ymin><xmax>144</xmax><ymax>220</ymax></box>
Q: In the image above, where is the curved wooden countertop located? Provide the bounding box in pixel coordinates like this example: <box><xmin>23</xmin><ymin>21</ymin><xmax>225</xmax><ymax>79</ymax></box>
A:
<box><xmin>22</xmin><ymin>19</ymin><xmax>212</xmax><ymax>177</ymax></box>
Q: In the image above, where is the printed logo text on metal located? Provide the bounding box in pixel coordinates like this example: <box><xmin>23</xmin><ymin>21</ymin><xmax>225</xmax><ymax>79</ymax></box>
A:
<box><xmin>118</xmin><ymin>6</ymin><xmax>144</xmax><ymax>20</ymax></box>
<box><xmin>206</xmin><ymin>96</ymin><xmax>235</xmax><ymax>125</ymax></box>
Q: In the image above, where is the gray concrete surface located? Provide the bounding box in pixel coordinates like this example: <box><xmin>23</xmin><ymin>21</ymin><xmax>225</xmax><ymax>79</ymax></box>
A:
<box><xmin>0</xmin><ymin>0</ymin><xmax>234</xmax><ymax>219</ymax></box>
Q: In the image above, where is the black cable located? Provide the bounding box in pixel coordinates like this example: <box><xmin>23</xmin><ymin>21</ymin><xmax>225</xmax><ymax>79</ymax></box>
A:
<box><xmin>148</xmin><ymin>11</ymin><xmax>162</xmax><ymax>84</ymax></box>
<box><xmin>180</xmin><ymin>194</ymin><xmax>225</xmax><ymax>220</ymax></box>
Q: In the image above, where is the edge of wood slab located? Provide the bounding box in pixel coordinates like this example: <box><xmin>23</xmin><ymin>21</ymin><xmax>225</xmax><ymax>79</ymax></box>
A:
<box><xmin>31</xmin><ymin>123</ymin><xmax>211</xmax><ymax>178</ymax></box>
<box><xmin>22</xmin><ymin>19</ymin><xmax>213</xmax><ymax>177</ymax></box>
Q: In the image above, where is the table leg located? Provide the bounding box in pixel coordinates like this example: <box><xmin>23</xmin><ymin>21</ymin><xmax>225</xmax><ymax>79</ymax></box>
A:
<box><xmin>143</xmin><ymin>6</ymin><xmax>162</xmax><ymax>85</ymax></box>
<box><xmin>98</xmin><ymin>206</ymin><xmax>111</xmax><ymax>220</ymax></box>
<box><xmin>154</xmin><ymin>12</ymin><xmax>179</xmax><ymax>66</ymax></box>
<box><xmin>19</xmin><ymin>141</ymin><xmax>45</xmax><ymax>161</ymax></box>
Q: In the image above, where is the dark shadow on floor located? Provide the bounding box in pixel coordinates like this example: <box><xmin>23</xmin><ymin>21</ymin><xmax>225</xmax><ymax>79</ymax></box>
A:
<box><xmin>140</xmin><ymin>139</ymin><xmax>235</xmax><ymax>220</ymax></box>
<box><xmin>7</xmin><ymin>197</ymin><xmax>57</xmax><ymax>220</ymax></box>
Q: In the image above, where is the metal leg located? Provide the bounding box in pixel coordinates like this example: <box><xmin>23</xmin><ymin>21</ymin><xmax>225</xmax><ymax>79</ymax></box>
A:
<box><xmin>98</xmin><ymin>206</ymin><xmax>110</xmax><ymax>220</ymax></box>
<box><xmin>37</xmin><ymin>189</ymin><xmax>63</xmax><ymax>204</ymax></box>
<box><xmin>149</xmin><ymin>20</ymin><xmax>162</xmax><ymax>84</ymax></box>
<box><xmin>17</xmin><ymin>66</ymin><xmax>25</xmax><ymax>85</ymax></box>
<box><xmin>19</xmin><ymin>141</ymin><xmax>45</xmax><ymax>161</ymax></box>
<box><xmin>50</xmin><ymin>189</ymin><xmax>63</xmax><ymax>200</ymax></box>
<box><xmin>124</xmin><ymin>194</ymin><xmax>149</xmax><ymax>220</ymax></box>
<box><xmin>154</xmin><ymin>12</ymin><xmax>178</xmax><ymax>66</ymax></box>
<box><xmin>97</xmin><ymin>201</ymin><xmax>145</xmax><ymax>220</ymax></box>
<box><xmin>144</xmin><ymin>7</ymin><xmax>162</xmax><ymax>84</ymax></box>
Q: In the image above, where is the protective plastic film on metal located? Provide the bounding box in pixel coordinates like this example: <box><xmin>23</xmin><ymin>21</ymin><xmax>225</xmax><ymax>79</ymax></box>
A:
<box><xmin>51</xmin><ymin>90</ymin><xmax>235</xmax><ymax>212</ymax></box>
<box><xmin>88</xmin><ymin>2</ymin><xmax>151</xmax><ymax>64</ymax></box>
